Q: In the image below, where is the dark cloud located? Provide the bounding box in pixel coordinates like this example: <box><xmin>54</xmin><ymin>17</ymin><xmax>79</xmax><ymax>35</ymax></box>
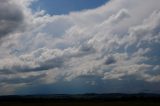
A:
<box><xmin>104</xmin><ymin>55</ymin><xmax>116</xmax><ymax>65</ymax></box>
<box><xmin>35</xmin><ymin>57</ymin><xmax>64</xmax><ymax>71</ymax></box>
<box><xmin>0</xmin><ymin>57</ymin><xmax>64</xmax><ymax>74</ymax></box>
<box><xmin>0</xmin><ymin>0</ymin><xmax>24</xmax><ymax>39</ymax></box>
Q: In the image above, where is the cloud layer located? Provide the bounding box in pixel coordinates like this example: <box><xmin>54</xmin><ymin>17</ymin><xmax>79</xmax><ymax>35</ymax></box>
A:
<box><xmin>0</xmin><ymin>0</ymin><xmax>160</xmax><ymax>95</ymax></box>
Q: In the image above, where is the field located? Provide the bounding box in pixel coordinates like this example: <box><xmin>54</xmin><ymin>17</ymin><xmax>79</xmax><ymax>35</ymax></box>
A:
<box><xmin>0</xmin><ymin>94</ymin><xmax>160</xmax><ymax>106</ymax></box>
<box><xmin>1</xmin><ymin>101</ymin><xmax>160</xmax><ymax>106</ymax></box>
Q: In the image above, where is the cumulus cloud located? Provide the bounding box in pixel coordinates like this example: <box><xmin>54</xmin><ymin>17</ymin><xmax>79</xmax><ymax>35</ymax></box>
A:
<box><xmin>0</xmin><ymin>0</ymin><xmax>160</xmax><ymax>94</ymax></box>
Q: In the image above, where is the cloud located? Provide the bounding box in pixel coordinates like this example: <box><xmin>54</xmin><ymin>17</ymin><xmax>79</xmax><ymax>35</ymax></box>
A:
<box><xmin>0</xmin><ymin>83</ymin><xmax>26</xmax><ymax>95</ymax></box>
<box><xmin>0</xmin><ymin>0</ymin><xmax>25</xmax><ymax>40</ymax></box>
<box><xmin>103</xmin><ymin>64</ymin><xmax>151</xmax><ymax>80</ymax></box>
<box><xmin>104</xmin><ymin>55</ymin><xmax>116</xmax><ymax>65</ymax></box>
<box><xmin>0</xmin><ymin>0</ymin><xmax>160</xmax><ymax>94</ymax></box>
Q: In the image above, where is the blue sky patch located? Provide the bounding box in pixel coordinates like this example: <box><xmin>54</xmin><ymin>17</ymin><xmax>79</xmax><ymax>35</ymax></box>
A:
<box><xmin>31</xmin><ymin>0</ymin><xmax>109</xmax><ymax>15</ymax></box>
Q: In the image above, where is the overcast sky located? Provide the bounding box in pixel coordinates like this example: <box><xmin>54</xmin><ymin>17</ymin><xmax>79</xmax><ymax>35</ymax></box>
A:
<box><xmin>0</xmin><ymin>0</ymin><xmax>160</xmax><ymax>95</ymax></box>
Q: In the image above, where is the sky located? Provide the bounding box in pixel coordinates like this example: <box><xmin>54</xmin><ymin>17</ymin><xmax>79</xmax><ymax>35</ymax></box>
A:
<box><xmin>31</xmin><ymin>0</ymin><xmax>108</xmax><ymax>15</ymax></box>
<box><xmin>0</xmin><ymin>0</ymin><xmax>160</xmax><ymax>95</ymax></box>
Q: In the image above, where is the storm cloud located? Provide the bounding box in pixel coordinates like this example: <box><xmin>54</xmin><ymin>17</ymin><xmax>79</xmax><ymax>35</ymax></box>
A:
<box><xmin>0</xmin><ymin>0</ymin><xmax>25</xmax><ymax>40</ymax></box>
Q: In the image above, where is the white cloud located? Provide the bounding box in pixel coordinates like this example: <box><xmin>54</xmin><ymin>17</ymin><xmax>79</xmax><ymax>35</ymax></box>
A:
<box><xmin>0</xmin><ymin>0</ymin><xmax>160</xmax><ymax>94</ymax></box>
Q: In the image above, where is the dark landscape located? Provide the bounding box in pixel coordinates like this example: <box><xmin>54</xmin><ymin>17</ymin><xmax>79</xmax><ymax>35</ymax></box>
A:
<box><xmin>0</xmin><ymin>93</ymin><xmax>160</xmax><ymax>106</ymax></box>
